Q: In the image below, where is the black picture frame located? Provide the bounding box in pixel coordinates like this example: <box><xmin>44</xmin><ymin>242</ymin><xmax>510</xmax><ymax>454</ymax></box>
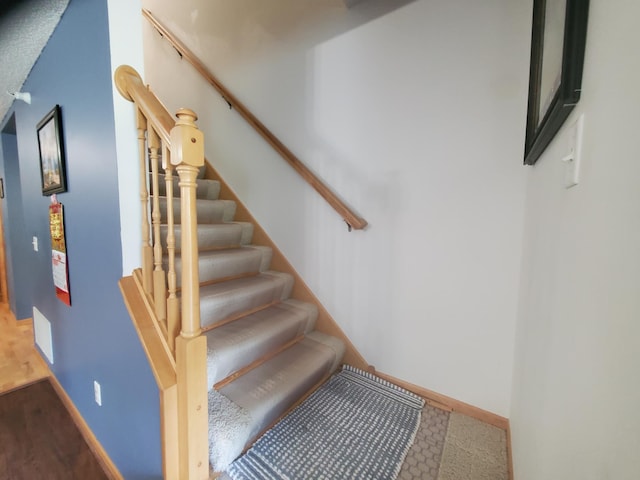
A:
<box><xmin>37</xmin><ymin>105</ymin><xmax>67</xmax><ymax>195</ymax></box>
<box><xmin>524</xmin><ymin>0</ymin><xmax>589</xmax><ymax>165</ymax></box>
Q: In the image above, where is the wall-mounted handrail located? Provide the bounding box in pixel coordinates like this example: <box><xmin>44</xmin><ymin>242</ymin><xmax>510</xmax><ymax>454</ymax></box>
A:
<box><xmin>142</xmin><ymin>8</ymin><xmax>367</xmax><ymax>231</ymax></box>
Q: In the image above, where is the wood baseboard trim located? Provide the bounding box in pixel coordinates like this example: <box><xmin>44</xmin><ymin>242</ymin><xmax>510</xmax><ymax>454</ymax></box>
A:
<box><xmin>374</xmin><ymin>369</ymin><xmax>514</xmax><ymax>480</ymax></box>
<box><xmin>48</xmin><ymin>374</ymin><xmax>123</xmax><ymax>480</ymax></box>
<box><xmin>16</xmin><ymin>317</ymin><xmax>33</xmax><ymax>327</ymax></box>
<box><xmin>506</xmin><ymin>421</ymin><xmax>514</xmax><ymax>480</ymax></box>
<box><xmin>373</xmin><ymin>369</ymin><xmax>509</xmax><ymax>430</ymax></box>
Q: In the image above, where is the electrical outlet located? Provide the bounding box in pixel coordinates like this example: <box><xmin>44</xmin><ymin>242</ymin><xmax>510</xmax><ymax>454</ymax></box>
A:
<box><xmin>94</xmin><ymin>380</ymin><xmax>102</xmax><ymax>406</ymax></box>
<box><xmin>32</xmin><ymin>236</ymin><xmax>38</xmax><ymax>252</ymax></box>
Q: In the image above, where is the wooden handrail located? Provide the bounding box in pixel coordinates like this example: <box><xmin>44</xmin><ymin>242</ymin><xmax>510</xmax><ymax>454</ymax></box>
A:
<box><xmin>115</xmin><ymin>65</ymin><xmax>174</xmax><ymax>144</ymax></box>
<box><xmin>142</xmin><ymin>8</ymin><xmax>368</xmax><ymax>231</ymax></box>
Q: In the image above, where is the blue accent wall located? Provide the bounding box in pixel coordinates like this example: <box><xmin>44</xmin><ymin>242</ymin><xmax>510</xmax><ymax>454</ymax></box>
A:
<box><xmin>0</xmin><ymin>121</ymin><xmax>33</xmax><ymax>319</ymax></box>
<box><xmin>1</xmin><ymin>0</ymin><xmax>162</xmax><ymax>477</ymax></box>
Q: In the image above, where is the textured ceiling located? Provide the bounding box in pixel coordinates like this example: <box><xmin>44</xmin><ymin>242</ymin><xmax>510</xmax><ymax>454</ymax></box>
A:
<box><xmin>0</xmin><ymin>0</ymin><xmax>70</xmax><ymax>124</ymax></box>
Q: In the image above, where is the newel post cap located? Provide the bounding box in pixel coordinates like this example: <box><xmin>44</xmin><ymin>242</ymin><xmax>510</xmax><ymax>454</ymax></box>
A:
<box><xmin>170</xmin><ymin>108</ymin><xmax>204</xmax><ymax>167</ymax></box>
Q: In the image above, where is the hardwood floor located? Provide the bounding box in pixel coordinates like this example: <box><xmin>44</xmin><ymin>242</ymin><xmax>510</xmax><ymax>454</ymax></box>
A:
<box><xmin>0</xmin><ymin>303</ymin><xmax>49</xmax><ymax>394</ymax></box>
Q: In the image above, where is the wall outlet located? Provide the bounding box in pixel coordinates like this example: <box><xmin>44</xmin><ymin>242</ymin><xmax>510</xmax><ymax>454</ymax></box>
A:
<box><xmin>94</xmin><ymin>380</ymin><xmax>102</xmax><ymax>406</ymax></box>
<box><xmin>32</xmin><ymin>236</ymin><xmax>38</xmax><ymax>252</ymax></box>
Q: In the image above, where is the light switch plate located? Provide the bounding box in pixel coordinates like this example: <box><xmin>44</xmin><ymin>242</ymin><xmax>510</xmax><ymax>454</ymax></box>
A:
<box><xmin>94</xmin><ymin>380</ymin><xmax>102</xmax><ymax>406</ymax></box>
<box><xmin>563</xmin><ymin>114</ymin><xmax>584</xmax><ymax>188</ymax></box>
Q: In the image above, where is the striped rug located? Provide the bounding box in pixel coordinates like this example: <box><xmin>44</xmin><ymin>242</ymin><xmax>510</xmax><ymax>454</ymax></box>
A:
<box><xmin>227</xmin><ymin>365</ymin><xmax>424</xmax><ymax>480</ymax></box>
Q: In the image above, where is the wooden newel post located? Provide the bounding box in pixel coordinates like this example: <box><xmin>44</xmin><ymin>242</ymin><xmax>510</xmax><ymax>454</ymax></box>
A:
<box><xmin>171</xmin><ymin>108</ymin><xmax>204</xmax><ymax>337</ymax></box>
<box><xmin>170</xmin><ymin>108</ymin><xmax>209</xmax><ymax>479</ymax></box>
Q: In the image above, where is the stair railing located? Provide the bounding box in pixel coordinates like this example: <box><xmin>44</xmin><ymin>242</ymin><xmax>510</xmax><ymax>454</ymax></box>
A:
<box><xmin>142</xmin><ymin>8</ymin><xmax>368</xmax><ymax>231</ymax></box>
<box><xmin>115</xmin><ymin>65</ymin><xmax>209</xmax><ymax>480</ymax></box>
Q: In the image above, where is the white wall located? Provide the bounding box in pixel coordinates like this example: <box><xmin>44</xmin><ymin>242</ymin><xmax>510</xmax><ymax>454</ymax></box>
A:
<box><xmin>108</xmin><ymin>0</ymin><xmax>144</xmax><ymax>275</ymax></box>
<box><xmin>511</xmin><ymin>1</ymin><xmax>640</xmax><ymax>478</ymax></box>
<box><xmin>141</xmin><ymin>0</ymin><xmax>530</xmax><ymax>416</ymax></box>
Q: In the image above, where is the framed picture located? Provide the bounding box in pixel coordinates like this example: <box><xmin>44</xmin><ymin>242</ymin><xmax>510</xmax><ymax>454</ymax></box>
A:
<box><xmin>524</xmin><ymin>0</ymin><xmax>589</xmax><ymax>165</ymax></box>
<box><xmin>37</xmin><ymin>105</ymin><xmax>67</xmax><ymax>195</ymax></box>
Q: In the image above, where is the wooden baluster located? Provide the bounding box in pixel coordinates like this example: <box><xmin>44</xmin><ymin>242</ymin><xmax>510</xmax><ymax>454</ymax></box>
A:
<box><xmin>150</xmin><ymin>128</ymin><xmax>167</xmax><ymax>324</ymax></box>
<box><xmin>171</xmin><ymin>108</ymin><xmax>208</xmax><ymax>479</ymax></box>
<box><xmin>164</xmin><ymin>144</ymin><xmax>180</xmax><ymax>354</ymax></box>
<box><xmin>137</xmin><ymin>108</ymin><xmax>153</xmax><ymax>294</ymax></box>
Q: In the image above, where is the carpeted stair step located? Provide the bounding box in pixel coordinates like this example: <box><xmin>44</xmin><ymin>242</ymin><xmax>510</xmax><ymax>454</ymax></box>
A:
<box><xmin>152</xmin><ymin>173</ymin><xmax>221</xmax><ymax>200</ymax></box>
<box><xmin>167</xmin><ymin>246</ymin><xmax>272</xmax><ymax>287</ymax></box>
<box><xmin>159</xmin><ymin>197</ymin><xmax>236</xmax><ymax>224</ymax></box>
<box><xmin>205</xmin><ymin>299</ymin><xmax>318</xmax><ymax>387</ymax></box>
<box><xmin>208</xmin><ymin>331</ymin><xmax>345</xmax><ymax>470</ymax></box>
<box><xmin>199</xmin><ymin>271</ymin><xmax>294</xmax><ymax>330</ymax></box>
<box><xmin>161</xmin><ymin>222</ymin><xmax>253</xmax><ymax>251</ymax></box>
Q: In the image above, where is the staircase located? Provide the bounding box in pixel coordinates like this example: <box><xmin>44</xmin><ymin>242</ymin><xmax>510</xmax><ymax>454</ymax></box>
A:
<box><xmin>157</xmin><ymin>173</ymin><xmax>346</xmax><ymax>471</ymax></box>
<box><xmin>115</xmin><ymin>66</ymin><xmax>363</xmax><ymax>479</ymax></box>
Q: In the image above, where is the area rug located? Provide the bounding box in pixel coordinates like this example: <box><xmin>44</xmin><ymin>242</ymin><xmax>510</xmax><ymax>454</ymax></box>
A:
<box><xmin>226</xmin><ymin>365</ymin><xmax>425</xmax><ymax>480</ymax></box>
<box><xmin>397</xmin><ymin>403</ymin><xmax>450</xmax><ymax>480</ymax></box>
<box><xmin>0</xmin><ymin>379</ymin><xmax>108</xmax><ymax>480</ymax></box>
<box><xmin>437</xmin><ymin>413</ymin><xmax>508</xmax><ymax>480</ymax></box>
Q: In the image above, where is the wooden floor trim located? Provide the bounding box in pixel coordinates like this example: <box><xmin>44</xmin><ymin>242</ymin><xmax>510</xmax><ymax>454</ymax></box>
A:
<box><xmin>506</xmin><ymin>421</ymin><xmax>514</xmax><ymax>480</ymax></box>
<box><xmin>16</xmin><ymin>316</ymin><xmax>33</xmax><ymax>327</ymax></box>
<box><xmin>373</xmin><ymin>369</ymin><xmax>509</xmax><ymax>430</ymax></box>
<box><xmin>48</xmin><ymin>374</ymin><xmax>123</xmax><ymax>480</ymax></box>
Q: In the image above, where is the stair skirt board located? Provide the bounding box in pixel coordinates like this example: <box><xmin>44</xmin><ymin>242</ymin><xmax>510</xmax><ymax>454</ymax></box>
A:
<box><xmin>208</xmin><ymin>334</ymin><xmax>345</xmax><ymax>471</ymax></box>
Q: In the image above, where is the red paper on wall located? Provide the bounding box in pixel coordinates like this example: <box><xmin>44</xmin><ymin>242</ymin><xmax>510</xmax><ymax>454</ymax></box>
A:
<box><xmin>49</xmin><ymin>201</ymin><xmax>71</xmax><ymax>306</ymax></box>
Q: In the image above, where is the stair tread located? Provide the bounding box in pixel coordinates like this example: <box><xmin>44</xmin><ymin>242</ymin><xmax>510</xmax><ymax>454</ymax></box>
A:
<box><xmin>205</xmin><ymin>299</ymin><xmax>318</xmax><ymax>386</ymax></box>
<box><xmin>200</xmin><ymin>271</ymin><xmax>294</xmax><ymax>329</ymax></box>
<box><xmin>161</xmin><ymin>222</ymin><xmax>254</xmax><ymax>251</ymax></box>
<box><xmin>168</xmin><ymin>245</ymin><xmax>272</xmax><ymax>287</ymax></box>
<box><xmin>152</xmin><ymin>173</ymin><xmax>220</xmax><ymax>200</ymax></box>
<box><xmin>159</xmin><ymin>197</ymin><xmax>236</xmax><ymax>224</ymax></box>
<box><xmin>209</xmin><ymin>334</ymin><xmax>344</xmax><ymax>470</ymax></box>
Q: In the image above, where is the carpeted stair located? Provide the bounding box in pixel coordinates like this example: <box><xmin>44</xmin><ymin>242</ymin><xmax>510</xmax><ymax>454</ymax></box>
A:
<box><xmin>155</xmin><ymin>172</ymin><xmax>345</xmax><ymax>472</ymax></box>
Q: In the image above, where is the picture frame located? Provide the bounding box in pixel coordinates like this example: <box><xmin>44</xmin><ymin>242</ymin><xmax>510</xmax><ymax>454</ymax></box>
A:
<box><xmin>37</xmin><ymin>105</ymin><xmax>67</xmax><ymax>195</ymax></box>
<box><xmin>524</xmin><ymin>0</ymin><xmax>589</xmax><ymax>165</ymax></box>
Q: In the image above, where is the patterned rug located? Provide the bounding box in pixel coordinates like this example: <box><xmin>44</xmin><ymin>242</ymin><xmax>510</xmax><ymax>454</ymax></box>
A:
<box><xmin>226</xmin><ymin>365</ymin><xmax>424</xmax><ymax>480</ymax></box>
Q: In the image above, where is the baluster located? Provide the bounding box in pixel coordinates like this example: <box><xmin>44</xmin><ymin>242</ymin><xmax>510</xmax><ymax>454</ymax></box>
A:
<box><xmin>164</xmin><ymin>144</ymin><xmax>180</xmax><ymax>353</ymax></box>
<box><xmin>150</xmin><ymin>128</ymin><xmax>167</xmax><ymax>324</ymax></box>
<box><xmin>171</xmin><ymin>108</ymin><xmax>208</xmax><ymax>479</ymax></box>
<box><xmin>137</xmin><ymin>108</ymin><xmax>153</xmax><ymax>294</ymax></box>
